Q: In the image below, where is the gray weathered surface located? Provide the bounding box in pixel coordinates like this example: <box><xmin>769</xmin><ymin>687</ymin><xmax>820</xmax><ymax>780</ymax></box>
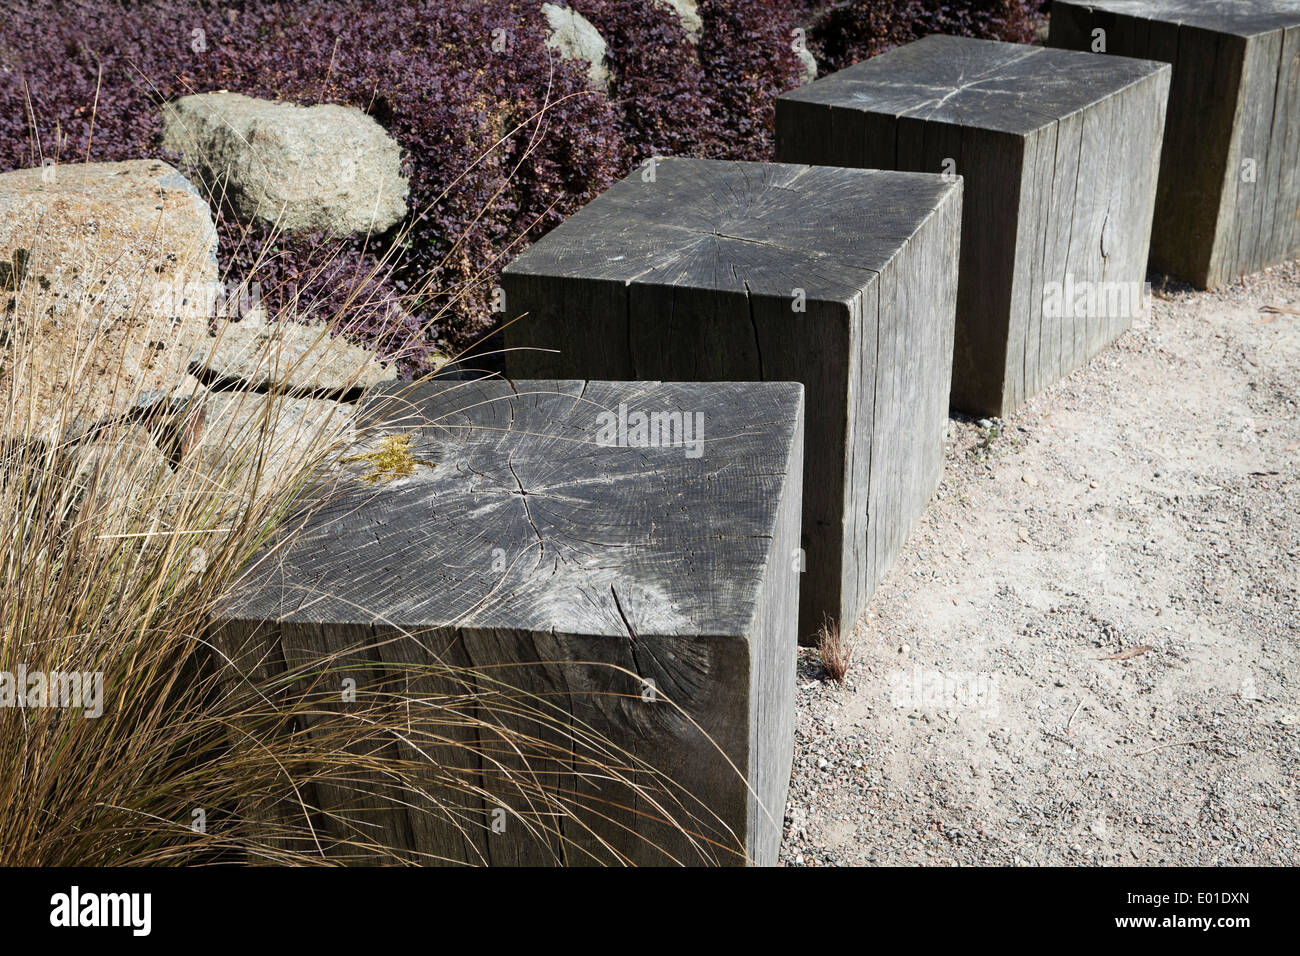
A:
<box><xmin>502</xmin><ymin>158</ymin><xmax>960</xmax><ymax>645</ymax></box>
<box><xmin>777</xmin><ymin>34</ymin><xmax>1170</xmax><ymax>416</ymax></box>
<box><xmin>1050</xmin><ymin>1</ymin><xmax>1300</xmax><ymax>288</ymax></box>
<box><xmin>214</xmin><ymin>378</ymin><xmax>803</xmax><ymax>866</ymax></box>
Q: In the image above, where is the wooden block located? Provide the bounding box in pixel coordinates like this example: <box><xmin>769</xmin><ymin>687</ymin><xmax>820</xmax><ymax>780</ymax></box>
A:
<box><xmin>1050</xmin><ymin>0</ymin><xmax>1300</xmax><ymax>288</ymax></box>
<box><xmin>776</xmin><ymin>34</ymin><xmax>1170</xmax><ymax>416</ymax></box>
<box><xmin>214</xmin><ymin>378</ymin><xmax>803</xmax><ymax>866</ymax></box>
<box><xmin>502</xmin><ymin>158</ymin><xmax>961</xmax><ymax>644</ymax></box>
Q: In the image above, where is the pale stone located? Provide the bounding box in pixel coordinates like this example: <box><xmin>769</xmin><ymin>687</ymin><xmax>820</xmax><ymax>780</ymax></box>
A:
<box><xmin>186</xmin><ymin>392</ymin><xmax>355</xmax><ymax>502</ymax></box>
<box><xmin>69</xmin><ymin>423</ymin><xmax>174</xmax><ymax>524</ymax></box>
<box><xmin>192</xmin><ymin>318</ymin><xmax>397</xmax><ymax>395</ymax></box>
<box><xmin>161</xmin><ymin>92</ymin><xmax>408</xmax><ymax>236</ymax></box>
<box><xmin>656</xmin><ymin>0</ymin><xmax>702</xmax><ymax>39</ymax></box>
<box><xmin>0</xmin><ymin>160</ymin><xmax>218</xmax><ymax>441</ymax></box>
<box><xmin>541</xmin><ymin>3</ymin><xmax>610</xmax><ymax>90</ymax></box>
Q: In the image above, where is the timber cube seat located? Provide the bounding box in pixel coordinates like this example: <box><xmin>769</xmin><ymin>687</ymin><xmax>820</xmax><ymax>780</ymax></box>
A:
<box><xmin>216</xmin><ymin>379</ymin><xmax>804</xmax><ymax>866</ymax></box>
<box><xmin>776</xmin><ymin>34</ymin><xmax>1171</xmax><ymax>417</ymax></box>
<box><xmin>1050</xmin><ymin>0</ymin><xmax>1300</xmax><ymax>288</ymax></box>
<box><xmin>502</xmin><ymin>158</ymin><xmax>962</xmax><ymax>644</ymax></box>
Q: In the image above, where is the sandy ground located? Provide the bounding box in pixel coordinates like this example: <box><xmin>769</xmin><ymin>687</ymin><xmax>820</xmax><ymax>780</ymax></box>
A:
<box><xmin>779</xmin><ymin>260</ymin><xmax>1300</xmax><ymax>866</ymax></box>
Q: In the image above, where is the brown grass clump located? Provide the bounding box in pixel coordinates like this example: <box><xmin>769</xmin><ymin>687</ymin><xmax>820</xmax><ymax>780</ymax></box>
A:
<box><xmin>816</xmin><ymin>619</ymin><xmax>855</xmax><ymax>684</ymax></box>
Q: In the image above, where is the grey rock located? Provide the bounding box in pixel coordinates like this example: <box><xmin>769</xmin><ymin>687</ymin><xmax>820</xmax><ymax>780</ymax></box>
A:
<box><xmin>655</xmin><ymin>0</ymin><xmax>702</xmax><ymax>39</ymax></box>
<box><xmin>796</xmin><ymin>45</ymin><xmax>818</xmax><ymax>85</ymax></box>
<box><xmin>541</xmin><ymin>3</ymin><xmax>609</xmax><ymax>90</ymax></box>
<box><xmin>161</xmin><ymin>92</ymin><xmax>408</xmax><ymax>236</ymax></box>
<box><xmin>192</xmin><ymin>391</ymin><xmax>354</xmax><ymax>477</ymax></box>
<box><xmin>192</xmin><ymin>312</ymin><xmax>397</xmax><ymax>396</ymax></box>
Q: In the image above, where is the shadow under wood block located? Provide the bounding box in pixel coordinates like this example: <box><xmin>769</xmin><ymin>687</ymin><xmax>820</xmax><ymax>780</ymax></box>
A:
<box><xmin>503</xmin><ymin>158</ymin><xmax>961</xmax><ymax>645</ymax></box>
<box><xmin>777</xmin><ymin>34</ymin><xmax>1170</xmax><ymax>417</ymax></box>
<box><xmin>213</xmin><ymin>378</ymin><xmax>803</xmax><ymax>866</ymax></box>
<box><xmin>1049</xmin><ymin>0</ymin><xmax>1300</xmax><ymax>289</ymax></box>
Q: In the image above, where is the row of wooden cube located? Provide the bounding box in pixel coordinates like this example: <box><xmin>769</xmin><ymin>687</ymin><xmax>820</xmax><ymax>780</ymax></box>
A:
<box><xmin>214</xmin><ymin>41</ymin><xmax>1159</xmax><ymax>867</ymax></box>
<box><xmin>506</xmin><ymin>34</ymin><xmax>1174</xmax><ymax>640</ymax></box>
<box><xmin>214</xmin><ymin>3</ymin><xmax>1300</xmax><ymax>867</ymax></box>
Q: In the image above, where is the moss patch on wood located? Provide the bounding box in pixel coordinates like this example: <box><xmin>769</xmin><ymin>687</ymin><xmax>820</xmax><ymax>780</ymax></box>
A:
<box><xmin>341</xmin><ymin>434</ymin><xmax>434</xmax><ymax>484</ymax></box>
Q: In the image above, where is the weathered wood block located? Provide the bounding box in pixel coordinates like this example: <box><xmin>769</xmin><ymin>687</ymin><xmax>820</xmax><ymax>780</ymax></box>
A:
<box><xmin>502</xmin><ymin>158</ymin><xmax>961</xmax><ymax>644</ymax></box>
<box><xmin>214</xmin><ymin>378</ymin><xmax>803</xmax><ymax>866</ymax></box>
<box><xmin>1050</xmin><ymin>0</ymin><xmax>1300</xmax><ymax>288</ymax></box>
<box><xmin>776</xmin><ymin>34</ymin><xmax>1170</xmax><ymax>417</ymax></box>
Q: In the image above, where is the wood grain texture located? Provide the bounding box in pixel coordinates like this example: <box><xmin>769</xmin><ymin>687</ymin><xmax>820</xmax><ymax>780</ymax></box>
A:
<box><xmin>777</xmin><ymin>34</ymin><xmax>1170</xmax><ymax>417</ymax></box>
<box><xmin>214</xmin><ymin>378</ymin><xmax>804</xmax><ymax>866</ymax></box>
<box><xmin>1050</xmin><ymin>0</ymin><xmax>1300</xmax><ymax>288</ymax></box>
<box><xmin>502</xmin><ymin>158</ymin><xmax>961</xmax><ymax>644</ymax></box>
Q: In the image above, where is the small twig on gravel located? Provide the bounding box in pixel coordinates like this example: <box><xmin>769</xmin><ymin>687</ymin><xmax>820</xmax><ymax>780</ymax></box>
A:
<box><xmin>1099</xmin><ymin>645</ymin><xmax>1153</xmax><ymax>661</ymax></box>
<box><xmin>1066</xmin><ymin>700</ymin><xmax>1083</xmax><ymax>735</ymax></box>
<box><xmin>1133</xmin><ymin>737</ymin><xmax>1219</xmax><ymax>757</ymax></box>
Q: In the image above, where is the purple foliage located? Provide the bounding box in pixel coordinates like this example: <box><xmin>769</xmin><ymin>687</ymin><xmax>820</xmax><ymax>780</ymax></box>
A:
<box><xmin>802</xmin><ymin>0</ymin><xmax>1039</xmax><ymax>73</ymax></box>
<box><xmin>568</xmin><ymin>0</ymin><xmax>716</xmax><ymax>163</ymax></box>
<box><xmin>698</xmin><ymin>0</ymin><xmax>802</xmax><ymax>161</ymax></box>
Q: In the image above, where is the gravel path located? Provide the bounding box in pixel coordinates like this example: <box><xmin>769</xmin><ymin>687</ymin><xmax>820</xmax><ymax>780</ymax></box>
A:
<box><xmin>780</xmin><ymin>261</ymin><xmax>1300</xmax><ymax>866</ymax></box>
